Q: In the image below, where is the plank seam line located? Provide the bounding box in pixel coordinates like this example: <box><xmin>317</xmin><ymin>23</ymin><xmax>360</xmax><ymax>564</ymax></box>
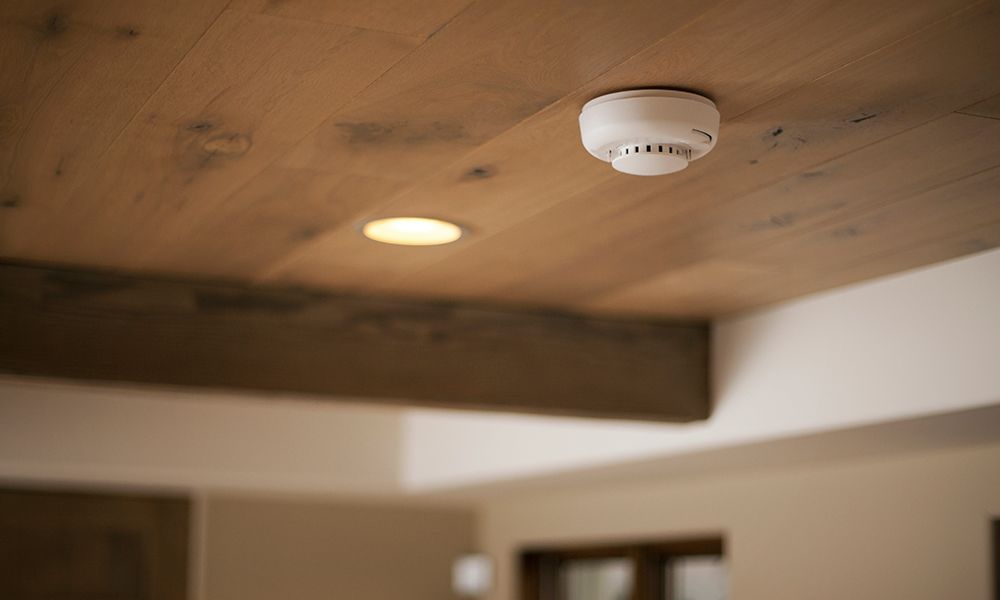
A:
<box><xmin>955</xmin><ymin>109</ymin><xmax>1000</xmax><ymax>121</ymax></box>
<box><xmin>101</xmin><ymin>3</ymin><xmax>231</xmax><ymax>153</ymax></box>
<box><xmin>220</xmin><ymin>6</ymin><xmax>435</xmax><ymax>39</ymax></box>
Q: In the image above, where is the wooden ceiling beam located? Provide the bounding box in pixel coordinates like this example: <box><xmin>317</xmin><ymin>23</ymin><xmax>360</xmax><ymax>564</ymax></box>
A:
<box><xmin>0</xmin><ymin>262</ymin><xmax>709</xmax><ymax>422</ymax></box>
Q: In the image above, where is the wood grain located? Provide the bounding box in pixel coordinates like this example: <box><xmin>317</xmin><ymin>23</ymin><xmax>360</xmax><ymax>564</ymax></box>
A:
<box><xmin>1</xmin><ymin>0</ymin><xmax>997</xmax><ymax>323</ymax></box>
<box><xmin>274</xmin><ymin>0</ymin><xmax>718</xmax><ymax>178</ymax></box>
<box><xmin>261</xmin><ymin>0</ymin><xmax>992</xmax><ymax>299</ymax></box>
<box><xmin>41</xmin><ymin>0</ymin><xmax>724</xmax><ymax>282</ymax></box>
<box><xmin>149</xmin><ymin>166</ymin><xmax>404</xmax><ymax>277</ymax></box>
<box><xmin>690</xmin><ymin>163</ymin><xmax>1000</xmax><ymax>314</ymax></box>
<box><xmin>343</xmin><ymin>0</ymin><xmax>999</xmax><ymax>312</ymax></box>
<box><xmin>0</xmin><ymin>0</ymin><xmax>229</xmax><ymax>247</ymax></box>
<box><xmin>245</xmin><ymin>0</ymin><xmax>721</xmax><ymax>278</ymax></box>
<box><xmin>230</xmin><ymin>0</ymin><xmax>473</xmax><ymax>38</ymax></box>
<box><xmin>3</xmin><ymin>9</ymin><xmax>419</xmax><ymax>267</ymax></box>
<box><xmin>0</xmin><ymin>262</ymin><xmax>710</xmax><ymax>422</ymax></box>
<box><xmin>585</xmin><ymin>112</ymin><xmax>1000</xmax><ymax>315</ymax></box>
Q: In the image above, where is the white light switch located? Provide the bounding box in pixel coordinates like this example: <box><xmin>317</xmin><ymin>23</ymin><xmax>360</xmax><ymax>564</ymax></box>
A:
<box><xmin>452</xmin><ymin>553</ymin><xmax>493</xmax><ymax>597</ymax></box>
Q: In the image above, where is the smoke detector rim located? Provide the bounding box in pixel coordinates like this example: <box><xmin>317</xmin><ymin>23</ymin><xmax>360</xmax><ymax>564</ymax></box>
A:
<box><xmin>579</xmin><ymin>88</ymin><xmax>720</xmax><ymax>176</ymax></box>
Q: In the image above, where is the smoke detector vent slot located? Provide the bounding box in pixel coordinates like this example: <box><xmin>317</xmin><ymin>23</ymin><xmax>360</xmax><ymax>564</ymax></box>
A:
<box><xmin>614</xmin><ymin>143</ymin><xmax>691</xmax><ymax>162</ymax></box>
<box><xmin>579</xmin><ymin>89</ymin><xmax>720</xmax><ymax>176</ymax></box>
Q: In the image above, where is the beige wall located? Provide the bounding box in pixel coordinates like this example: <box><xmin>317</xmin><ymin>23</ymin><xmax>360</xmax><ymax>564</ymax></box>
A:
<box><xmin>200</xmin><ymin>495</ymin><xmax>474</xmax><ymax>600</ymax></box>
<box><xmin>479</xmin><ymin>442</ymin><xmax>1000</xmax><ymax>600</ymax></box>
<box><xmin>0</xmin><ymin>379</ymin><xmax>405</xmax><ymax>495</ymax></box>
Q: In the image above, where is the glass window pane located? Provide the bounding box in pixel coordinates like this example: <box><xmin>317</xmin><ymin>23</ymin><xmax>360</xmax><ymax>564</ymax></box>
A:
<box><xmin>561</xmin><ymin>557</ymin><xmax>633</xmax><ymax>600</ymax></box>
<box><xmin>668</xmin><ymin>555</ymin><xmax>727</xmax><ymax>600</ymax></box>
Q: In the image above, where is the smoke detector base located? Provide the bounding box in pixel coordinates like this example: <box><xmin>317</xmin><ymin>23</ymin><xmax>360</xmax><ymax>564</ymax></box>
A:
<box><xmin>579</xmin><ymin>89</ymin><xmax>720</xmax><ymax>176</ymax></box>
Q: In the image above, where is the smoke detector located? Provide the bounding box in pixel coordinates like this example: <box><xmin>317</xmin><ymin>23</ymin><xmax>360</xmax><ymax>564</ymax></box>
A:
<box><xmin>579</xmin><ymin>89</ymin><xmax>720</xmax><ymax>176</ymax></box>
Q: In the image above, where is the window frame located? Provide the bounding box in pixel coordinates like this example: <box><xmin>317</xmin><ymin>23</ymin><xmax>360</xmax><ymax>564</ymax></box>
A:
<box><xmin>993</xmin><ymin>519</ymin><xmax>999</xmax><ymax>600</ymax></box>
<box><xmin>520</xmin><ymin>537</ymin><xmax>725</xmax><ymax>600</ymax></box>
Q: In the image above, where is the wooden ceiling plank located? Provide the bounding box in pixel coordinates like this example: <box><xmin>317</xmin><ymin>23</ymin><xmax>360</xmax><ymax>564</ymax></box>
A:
<box><xmin>260</xmin><ymin>0</ymin><xmax>984</xmax><ymax>295</ymax></box>
<box><xmin>588</xmin><ymin>161</ymin><xmax>1000</xmax><ymax>316</ymax></box>
<box><xmin>958</xmin><ymin>93</ymin><xmax>1000</xmax><ymax>120</ymax></box>
<box><xmin>583</xmin><ymin>112</ymin><xmax>1000</xmax><ymax>310</ymax></box>
<box><xmin>1</xmin><ymin>0</ymin><xmax>996</xmax><ymax>322</ymax></box>
<box><xmin>273</xmin><ymin>0</ymin><xmax>720</xmax><ymax>180</ymax></box>
<box><xmin>682</xmin><ymin>167</ymin><xmax>1000</xmax><ymax>315</ymax></box>
<box><xmin>516</xmin><ymin>107</ymin><xmax>1000</xmax><ymax>312</ymax></box>
<box><xmin>229</xmin><ymin>0</ymin><xmax>474</xmax><ymax>38</ymax></box>
<box><xmin>754</xmin><ymin>169</ymin><xmax>1000</xmax><ymax>281</ymax></box>
<box><xmin>583</xmin><ymin>260</ymin><xmax>782</xmax><ymax>319</ymax></box>
<box><xmin>150</xmin><ymin>166</ymin><xmax>405</xmax><ymax>278</ymax></box>
<box><xmin>0</xmin><ymin>0</ymin><xmax>229</xmax><ymax>246</ymax></box>
<box><xmin>376</xmin><ymin>1</ymin><xmax>1000</xmax><ymax>309</ymax></box>
<box><xmin>2</xmin><ymin>9</ymin><xmax>420</xmax><ymax>268</ymax></box>
<box><xmin>0</xmin><ymin>262</ymin><xmax>710</xmax><ymax>422</ymax></box>
<box><xmin>129</xmin><ymin>0</ymin><xmax>723</xmax><ymax>280</ymax></box>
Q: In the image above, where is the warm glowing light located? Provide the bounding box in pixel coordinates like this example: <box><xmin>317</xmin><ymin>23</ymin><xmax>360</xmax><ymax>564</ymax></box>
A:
<box><xmin>361</xmin><ymin>217</ymin><xmax>463</xmax><ymax>246</ymax></box>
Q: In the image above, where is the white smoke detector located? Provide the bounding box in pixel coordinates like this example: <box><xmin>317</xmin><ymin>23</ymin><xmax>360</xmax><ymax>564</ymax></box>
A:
<box><xmin>579</xmin><ymin>89</ymin><xmax>720</xmax><ymax>176</ymax></box>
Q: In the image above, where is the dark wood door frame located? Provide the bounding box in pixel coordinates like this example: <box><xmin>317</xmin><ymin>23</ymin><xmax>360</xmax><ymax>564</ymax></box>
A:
<box><xmin>0</xmin><ymin>487</ymin><xmax>191</xmax><ymax>600</ymax></box>
<box><xmin>993</xmin><ymin>519</ymin><xmax>999</xmax><ymax>600</ymax></box>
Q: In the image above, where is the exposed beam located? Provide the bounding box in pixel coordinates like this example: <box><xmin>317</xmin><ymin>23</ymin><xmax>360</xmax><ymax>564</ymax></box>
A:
<box><xmin>0</xmin><ymin>262</ymin><xmax>709</xmax><ymax>422</ymax></box>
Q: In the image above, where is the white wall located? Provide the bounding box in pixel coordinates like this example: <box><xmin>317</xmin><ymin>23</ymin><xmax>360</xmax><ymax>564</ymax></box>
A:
<box><xmin>402</xmin><ymin>248</ymin><xmax>1000</xmax><ymax>490</ymax></box>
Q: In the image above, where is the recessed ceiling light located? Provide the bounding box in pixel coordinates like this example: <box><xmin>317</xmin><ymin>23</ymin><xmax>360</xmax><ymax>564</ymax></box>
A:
<box><xmin>361</xmin><ymin>217</ymin><xmax>464</xmax><ymax>246</ymax></box>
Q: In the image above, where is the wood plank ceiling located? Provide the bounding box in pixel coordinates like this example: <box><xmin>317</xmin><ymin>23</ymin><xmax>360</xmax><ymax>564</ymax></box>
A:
<box><xmin>2</xmin><ymin>0</ymin><xmax>999</xmax><ymax>319</ymax></box>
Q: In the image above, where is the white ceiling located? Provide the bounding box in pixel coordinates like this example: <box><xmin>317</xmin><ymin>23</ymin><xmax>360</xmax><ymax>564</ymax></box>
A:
<box><xmin>2</xmin><ymin>249</ymin><xmax>998</xmax><ymax>497</ymax></box>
